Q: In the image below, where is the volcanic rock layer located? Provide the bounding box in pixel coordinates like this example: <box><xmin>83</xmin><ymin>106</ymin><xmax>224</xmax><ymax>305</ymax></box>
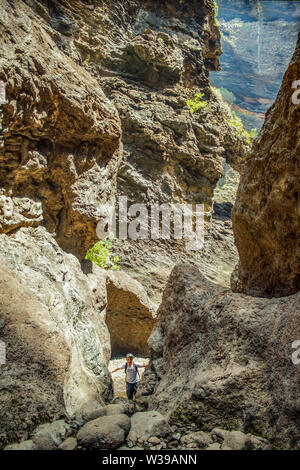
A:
<box><xmin>232</xmin><ymin>32</ymin><xmax>300</xmax><ymax>298</ymax></box>
<box><xmin>138</xmin><ymin>264</ymin><xmax>300</xmax><ymax>449</ymax></box>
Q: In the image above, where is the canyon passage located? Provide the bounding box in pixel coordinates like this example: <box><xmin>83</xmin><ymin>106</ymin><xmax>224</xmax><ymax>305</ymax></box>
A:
<box><xmin>0</xmin><ymin>0</ymin><xmax>299</xmax><ymax>452</ymax></box>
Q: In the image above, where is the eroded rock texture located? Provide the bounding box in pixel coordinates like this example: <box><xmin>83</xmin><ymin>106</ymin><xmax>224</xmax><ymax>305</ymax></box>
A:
<box><xmin>98</xmin><ymin>1</ymin><xmax>248</xmax><ymax>206</ymax></box>
<box><xmin>0</xmin><ymin>0</ymin><xmax>248</xmax><ymax>448</ymax></box>
<box><xmin>0</xmin><ymin>227</ymin><xmax>155</xmax><ymax>447</ymax></box>
<box><xmin>138</xmin><ymin>264</ymin><xmax>300</xmax><ymax>449</ymax></box>
<box><xmin>0</xmin><ymin>0</ymin><xmax>122</xmax><ymax>260</ymax></box>
<box><xmin>0</xmin><ymin>0</ymin><xmax>248</xmax><ymax>260</ymax></box>
<box><xmin>232</xmin><ymin>32</ymin><xmax>300</xmax><ymax>297</ymax></box>
<box><xmin>0</xmin><ymin>227</ymin><xmax>112</xmax><ymax>447</ymax></box>
<box><xmin>114</xmin><ymin>209</ymin><xmax>238</xmax><ymax>307</ymax></box>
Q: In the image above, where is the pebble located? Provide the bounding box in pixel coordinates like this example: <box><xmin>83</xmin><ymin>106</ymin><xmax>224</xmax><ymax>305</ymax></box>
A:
<box><xmin>148</xmin><ymin>436</ymin><xmax>161</xmax><ymax>445</ymax></box>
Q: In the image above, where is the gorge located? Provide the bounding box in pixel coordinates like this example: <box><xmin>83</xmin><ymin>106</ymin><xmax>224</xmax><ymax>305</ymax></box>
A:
<box><xmin>0</xmin><ymin>0</ymin><xmax>299</xmax><ymax>452</ymax></box>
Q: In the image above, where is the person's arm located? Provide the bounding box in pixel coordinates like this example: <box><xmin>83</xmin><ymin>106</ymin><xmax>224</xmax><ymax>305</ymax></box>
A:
<box><xmin>111</xmin><ymin>364</ymin><xmax>126</xmax><ymax>374</ymax></box>
<box><xmin>136</xmin><ymin>363</ymin><xmax>148</xmax><ymax>368</ymax></box>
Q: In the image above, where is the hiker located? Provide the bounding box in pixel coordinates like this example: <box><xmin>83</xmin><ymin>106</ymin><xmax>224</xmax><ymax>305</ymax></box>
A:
<box><xmin>110</xmin><ymin>353</ymin><xmax>148</xmax><ymax>400</ymax></box>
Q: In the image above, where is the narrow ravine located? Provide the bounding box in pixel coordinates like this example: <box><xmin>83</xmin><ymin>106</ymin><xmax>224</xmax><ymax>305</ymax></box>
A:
<box><xmin>0</xmin><ymin>0</ymin><xmax>299</xmax><ymax>453</ymax></box>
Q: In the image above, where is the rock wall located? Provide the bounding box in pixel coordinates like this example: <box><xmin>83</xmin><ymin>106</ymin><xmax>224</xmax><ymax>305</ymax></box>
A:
<box><xmin>0</xmin><ymin>0</ymin><xmax>248</xmax><ymax>289</ymax></box>
<box><xmin>0</xmin><ymin>0</ymin><xmax>248</xmax><ymax>255</ymax></box>
<box><xmin>0</xmin><ymin>227</ymin><xmax>111</xmax><ymax>447</ymax></box>
<box><xmin>114</xmin><ymin>209</ymin><xmax>238</xmax><ymax>307</ymax></box>
<box><xmin>232</xmin><ymin>32</ymin><xmax>300</xmax><ymax>297</ymax></box>
<box><xmin>137</xmin><ymin>26</ymin><xmax>300</xmax><ymax>451</ymax></box>
<box><xmin>0</xmin><ymin>226</ymin><xmax>156</xmax><ymax>447</ymax></box>
<box><xmin>0</xmin><ymin>0</ymin><xmax>122</xmax><ymax>260</ymax></box>
<box><xmin>0</xmin><ymin>0</ymin><xmax>248</xmax><ymax>447</ymax></box>
<box><xmin>138</xmin><ymin>264</ymin><xmax>300</xmax><ymax>449</ymax></box>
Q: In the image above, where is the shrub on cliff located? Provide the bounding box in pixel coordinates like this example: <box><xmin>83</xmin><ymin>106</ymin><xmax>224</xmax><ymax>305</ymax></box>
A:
<box><xmin>85</xmin><ymin>236</ymin><xmax>120</xmax><ymax>271</ymax></box>
<box><xmin>213</xmin><ymin>1</ymin><xmax>219</xmax><ymax>24</ymax></box>
<box><xmin>186</xmin><ymin>92</ymin><xmax>207</xmax><ymax>113</ymax></box>
<box><xmin>227</xmin><ymin>111</ymin><xmax>258</xmax><ymax>144</ymax></box>
<box><xmin>211</xmin><ymin>86</ymin><xmax>258</xmax><ymax>144</ymax></box>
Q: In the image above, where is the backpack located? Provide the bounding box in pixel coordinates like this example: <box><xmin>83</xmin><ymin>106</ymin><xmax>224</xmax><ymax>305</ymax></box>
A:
<box><xmin>124</xmin><ymin>361</ymin><xmax>140</xmax><ymax>378</ymax></box>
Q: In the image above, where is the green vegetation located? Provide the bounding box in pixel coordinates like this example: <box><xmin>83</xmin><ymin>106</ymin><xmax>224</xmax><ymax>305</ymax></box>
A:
<box><xmin>211</xmin><ymin>86</ymin><xmax>258</xmax><ymax>144</ymax></box>
<box><xmin>186</xmin><ymin>92</ymin><xmax>207</xmax><ymax>113</ymax></box>
<box><xmin>213</xmin><ymin>1</ymin><xmax>219</xmax><ymax>20</ymax></box>
<box><xmin>83</xmin><ymin>55</ymin><xmax>90</xmax><ymax>67</ymax></box>
<box><xmin>249</xmin><ymin>127</ymin><xmax>259</xmax><ymax>138</ymax></box>
<box><xmin>212</xmin><ymin>86</ymin><xmax>235</xmax><ymax>104</ymax></box>
<box><xmin>227</xmin><ymin>111</ymin><xmax>258</xmax><ymax>144</ymax></box>
<box><xmin>257</xmin><ymin>0</ymin><xmax>262</xmax><ymax>14</ymax></box>
<box><xmin>211</xmin><ymin>86</ymin><xmax>232</xmax><ymax>115</ymax></box>
<box><xmin>85</xmin><ymin>235</ymin><xmax>120</xmax><ymax>271</ymax></box>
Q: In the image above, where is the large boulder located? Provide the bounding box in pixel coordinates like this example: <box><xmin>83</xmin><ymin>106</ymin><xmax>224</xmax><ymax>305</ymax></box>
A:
<box><xmin>221</xmin><ymin>430</ymin><xmax>251</xmax><ymax>451</ymax></box>
<box><xmin>211</xmin><ymin>428</ymin><xmax>271</xmax><ymax>450</ymax></box>
<box><xmin>137</xmin><ymin>264</ymin><xmax>300</xmax><ymax>449</ymax></box>
<box><xmin>31</xmin><ymin>420</ymin><xmax>71</xmax><ymax>451</ymax></box>
<box><xmin>232</xmin><ymin>32</ymin><xmax>300</xmax><ymax>297</ymax></box>
<box><xmin>4</xmin><ymin>420</ymin><xmax>72</xmax><ymax>451</ymax></box>
<box><xmin>77</xmin><ymin>414</ymin><xmax>131</xmax><ymax>450</ymax></box>
<box><xmin>77</xmin><ymin>402</ymin><xmax>130</xmax><ymax>425</ymax></box>
<box><xmin>127</xmin><ymin>411</ymin><xmax>171</xmax><ymax>442</ymax></box>
<box><xmin>4</xmin><ymin>440</ymin><xmax>35</xmax><ymax>451</ymax></box>
<box><xmin>58</xmin><ymin>437</ymin><xmax>78</xmax><ymax>451</ymax></box>
<box><xmin>181</xmin><ymin>431</ymin><xmax>212</xmax><ymax>448</ymax></box>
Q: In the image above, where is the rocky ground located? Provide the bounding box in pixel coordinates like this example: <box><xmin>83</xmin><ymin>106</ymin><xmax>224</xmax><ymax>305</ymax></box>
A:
<box><xmin>4</xmin><ymin>401</ymin><xmax>271</xmax><ymax>451</ymax></box>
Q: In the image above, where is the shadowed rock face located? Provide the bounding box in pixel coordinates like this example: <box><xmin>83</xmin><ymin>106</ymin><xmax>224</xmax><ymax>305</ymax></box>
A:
<box><xmin>137</xmin><ymin>264</ymin><xmax>300</xmax><ymax>450</ymax></box>
<box><xmin>0</xmin><ymin>258</ymin><xmax>69</xmax><ymax>447</ymax></box>
<box><xmin>231</xmin><ymin>32</ymin><xmax>300</xmax><ymax>298</ymax></box>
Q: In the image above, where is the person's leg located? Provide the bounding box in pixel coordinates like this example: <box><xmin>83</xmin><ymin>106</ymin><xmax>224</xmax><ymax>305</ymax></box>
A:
<box><xmin>126</xmin><ymin>382</ymin><xmax>130</xmax><ymax>400</ymax></box>
<box><xmin>126</xmin><ymin>382</ymin><xmax>134</xmax><ymax>400</ymax></box>
<box><xmin>132</xmin><ymin>382</ymin><xmax>138</xmax><ymax>398</ymax></box>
